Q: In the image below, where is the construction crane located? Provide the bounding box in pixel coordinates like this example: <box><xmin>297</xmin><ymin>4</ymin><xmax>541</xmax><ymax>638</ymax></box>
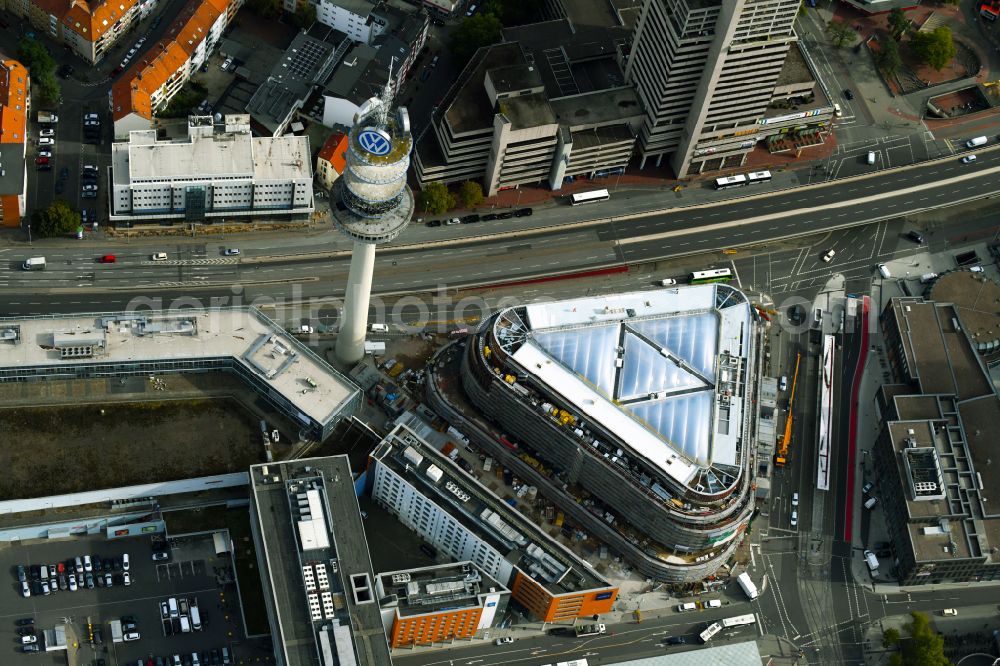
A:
<box><xmin>774</xmin><ymin>352</ymin><xmax>801</xmax><ymax>467</ymax></box>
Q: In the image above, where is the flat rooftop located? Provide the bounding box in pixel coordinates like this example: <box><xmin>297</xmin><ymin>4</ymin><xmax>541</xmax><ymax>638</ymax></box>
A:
<box><xmin>250</xmin><ymin>456</ymin><xmax>390</xmax><ymax>666</ymax></box>
<box><xmin>775</xmin><ymin>42</ymin><xmax>814</xmax><ymax>87</ymax></box>
<box><xmin>373</xmin><ymin>425</ymin><xmax>613</xmax><ymax>597</ymax></box>
<box><xmin>928</xmin><ymin>270</ymin><xmax>1000</xmax><ymax>364</ymax></box>
<box><xmin>376</xmin><ymin>562</ymin><xmax>507</xmax><ymax>618</ymax></box>
<box><xmin>491</xmin><ymin>285</ymin><xmax>754</xmax><ymax>485</ymax></box>
<box><xmin>0</xmin><ymin>309</ymin><xmax>358</xmax><ymax>427</ymax></box>
<box><xmin>112</xmin><ymin>120</ymin><xmax>312</xmax><ymax>183</ymax></box>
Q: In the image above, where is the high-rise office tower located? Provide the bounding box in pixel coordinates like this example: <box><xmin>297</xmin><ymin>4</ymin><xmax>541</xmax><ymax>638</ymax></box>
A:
<box><xmin>625</xmin><ymin>0</ymin><xmax>800</xmax><ymax>177</ymax></box>
<box><xmin>331</xmin><ymin>77</ymin><xmax>414</xmax><ymax>364</ymax></box>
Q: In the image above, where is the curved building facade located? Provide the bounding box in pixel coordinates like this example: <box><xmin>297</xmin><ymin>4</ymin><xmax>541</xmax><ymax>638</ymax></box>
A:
<box><xmin>449</xmin><ymin>285</ymin><xmax>759</xmax><ymax>582</ymax></box>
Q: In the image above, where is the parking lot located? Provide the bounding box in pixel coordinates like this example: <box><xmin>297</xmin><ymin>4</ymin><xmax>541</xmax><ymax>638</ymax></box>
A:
<box><xmin>1</xmin><ymin>533</ymin><xmax>239</xmax><ymax>665</ymax></box>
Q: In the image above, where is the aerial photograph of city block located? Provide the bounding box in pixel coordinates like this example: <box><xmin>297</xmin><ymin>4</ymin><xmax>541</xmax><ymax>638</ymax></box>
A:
<box><xmin>0</xmin><ymin>0</ymin><xmax>998</xmax><ymax>663</ymax></box>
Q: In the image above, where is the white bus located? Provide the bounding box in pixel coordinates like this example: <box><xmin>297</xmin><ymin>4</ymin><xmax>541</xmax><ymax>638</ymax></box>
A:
<box><xmin>714</xmin><ymin>174</ymin><xmax>747</xmax><ymax>190</ymax></box>
<box><xmin>571</xmin><ymin>189</ymin><xmax>611</xmax><ymax>205</ymax></box>
<box><xmin>746</xmin><ymin>170</ymin><xmax>772</xmax><ymax>185</ymax></box>
<box><xmin>699</xmin><ymin>622</ymin><xmax>723</xmax><ymax>643</ymax></box>
<box><xmin>721</xmin><ymin>613</ymin><xmax>757</xmax><ymax>628</ymax></box>
<box><xmin>690</xmin><ymin>268</ymin><xmax>734</xmax><ymax>284</ymax></box>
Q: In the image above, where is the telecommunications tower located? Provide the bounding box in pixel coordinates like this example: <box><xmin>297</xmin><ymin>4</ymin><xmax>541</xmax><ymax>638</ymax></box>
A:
<box><xmin>330</xmin><ymin>70</ymin><xmax>414</xmax><ymax>364</ymax></box>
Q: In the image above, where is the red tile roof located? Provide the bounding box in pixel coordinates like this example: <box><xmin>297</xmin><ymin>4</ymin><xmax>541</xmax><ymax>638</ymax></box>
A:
<box><xmin>111</xmin><ymin>0</ymin><xmax>229</xmax><ymax>122</ymax></box>
<box><xmin>62</xmin><ymin>0</ymin><xmax>141</xmax><ymax>43</ymax></box>
<box><xmin>318</xmin><ymin>132</ymin><xmax>347</xmax><ymax>173</ymax></box>
<box><xmin>0</xmin><ymin>59</ymin><xmax>28</xmax><ymax>145</ymax></box>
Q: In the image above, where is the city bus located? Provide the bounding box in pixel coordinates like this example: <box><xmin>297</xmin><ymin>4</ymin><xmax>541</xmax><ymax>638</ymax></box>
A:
<box><xmin>690</xmin><ymin>268</ymin><xmax>733</xmax><ymax>284</ymax></box>
<box><xmin>746</xmin><ymin>170</ymin><xmax>772</xmax><ymax>185</ymax></box>
<box><xmin>570</xmin><ymin>189</ymin><xmax>611</xmax><ymax>205</ymax></box>
<box><xmin>700</xmin><ymin>614</ymin><xmax>756</xmax><ymax>643</ymax></box>
<box><xmin>714</xmin><ymin>174</ymin><xmax>747</xmax><ymax>190</ymax></box>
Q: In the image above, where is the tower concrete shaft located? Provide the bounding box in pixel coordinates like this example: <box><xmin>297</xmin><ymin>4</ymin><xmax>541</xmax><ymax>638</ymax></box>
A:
<box><xmin>336</xmin><ymin>241</ymin><xmax>377</xmax><ymax>364</ymax></box>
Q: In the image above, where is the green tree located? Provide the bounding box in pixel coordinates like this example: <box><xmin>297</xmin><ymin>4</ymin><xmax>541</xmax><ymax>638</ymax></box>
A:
<box><xmin>246</xmin><ymin>0</ymin><xmax>280</xmax><ymax>18</ymax></box>
<box><xmin>888</xmin><ymin>7</ymin><xmax>908</xmax><ymax>40</ymax></box>
<box><xmin>32</xmin><ymin>199</ymin><xmax>80</xmax><ymax>238</ymax></box>
<box><xmin>419</xmin><ymin>182</ymin><xmax>456</xmax><ymax>215</ymax></box>
<box><xmin>876</xmin><ymin>38</ymin><xmax>902</xmax><ymax>76</ymax></box>
<box><xmin>456</xmin><ymin>181</ymin><xmax>484</xmax><ymax>208</ymax></box>
<box><xmin>888</xmin><ymin>655</ymin><xmax>904</xmax><ymax>666</ymax></box>
<box><xmin>18</xmin><ymin>37</ymin><xmax>61</xmax><ymax>105</ymax></box>
<box><xmin>898</xmin><ymin>612</ymin><xmax>951</xmax><ymax>666</ymax></box>
<box><xmin>826</xmin><ymin>20</ymin><xmax>856</xmax><ymax>48</ymax></box>
<box><xmin>910</xmin><ymin>26</ymin><xmax>956</xmax><ymax>71</ymax></box>
<box><xmin>882</xmin><ymin>627</ymin><xmax>901</xmax><ymax>648</ymax></box>
<box><xmin>449</xmin><ymin>12</ymin><xmax>504</xmax><ymax>62</ymax></box>
<box><xmin>291</xmin><ymin>2</ymin><xmax>316</xmax><ymax>29</ymax></box>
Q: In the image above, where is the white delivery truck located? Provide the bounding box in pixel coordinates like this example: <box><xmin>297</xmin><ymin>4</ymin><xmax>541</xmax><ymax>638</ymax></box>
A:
<box><xmin>737</xmin><ymin>571</ymin><xmax>759</xmax><ymax>600</ymax></box>
<box><xmin>22</xmin><ymin>257</ymin><xmax>45</xmax><ymax>271</ymax></box>
<box><xmin>966</xmin><ymin>136</ymin><xmax>988</xmax><ymax>148</ymax></box>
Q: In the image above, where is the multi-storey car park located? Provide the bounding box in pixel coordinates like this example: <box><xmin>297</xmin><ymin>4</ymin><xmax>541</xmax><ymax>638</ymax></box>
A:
<box><xmin>0</xmin><ymin>308</ymin><xmax>360</xmax><ymax>440</ymax></box>
<box><xmin>430</xmin><ymin>286</ymin><xmax>760</xmax><ymax>582</ymax></box>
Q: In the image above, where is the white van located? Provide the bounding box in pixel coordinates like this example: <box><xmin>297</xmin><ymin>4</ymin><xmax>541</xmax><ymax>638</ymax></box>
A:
<box><xmin>877</xmin><ymin>264</ymin><xmax>891</xmax><ymax>279</ymax></box>
<box><xmin>190</xmin><ymin>605</ymin><xmax>202</xmax><ymax>631</ymax></box>
<box><xmin>22</xmin><ymin>257</ymin><xmax>46</xmax><ymax>271</ymax></box>
<box><xmin>168</xmin><ymin>597</ymin><xmax>179</xmax><ymax>618</ymax></box>
<box><xmin>919</xmin><ymin>273</ymin><xmax>938</xmax><ymax>284</ymax></box>
<box><xmin>179</xmin><ymin>616</ymin><xmax>191</xmax><ymax>633</ymax></box>
<box><xmin>864</xmin><ymin>496</ymin><xmax>878</xmax><ymax>510</ymax></box>
<box><xmin>867</xmin><ymin>151</ymin><xmax>875</xmax><ymax>165</ymax></box>
<box><xmin>676</xmin><ymin>602</ymin><xmax>697</xmax><ymax>612</ymax></box>
<box><xmin>370</xmin><ymin>323</ymin><xmax>389</xmax><ymax>333</ymax></box>
<box><xmin>966</xmin><ymin>135</ymin><xmax>988</xmax><ymax>148</ymax></box>
<box><xmin>864</xmin><ymin>550</ymin><xmax>879</xmax><ymax>571</ymax></box>
<box><xmin>779</xmin><ymin>375</ymin><xmax>788</xmax><ymax>391</ymax></box>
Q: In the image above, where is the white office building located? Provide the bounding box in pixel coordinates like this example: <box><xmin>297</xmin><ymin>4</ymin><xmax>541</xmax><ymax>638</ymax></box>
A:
<box><xmin>109</xmin><ymin>114</ymin><xmax>314</xmax><ymax>225</ymax></box>
<box><xmin>314</xmin><ymin>0</ymin><xmax>388</xmax><ymax>44</ymax></box>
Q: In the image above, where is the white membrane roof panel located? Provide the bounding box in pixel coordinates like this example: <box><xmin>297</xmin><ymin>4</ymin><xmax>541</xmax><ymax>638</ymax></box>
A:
<box><xmin>619</xmin><ymin>332</ymin><xmax>706</xmax><ymax>400</ymax></box>
<box><xmin>533</xmin><ymin>323</ymin><xmax>620</xmax><ymax>395</ymax></box>
<box><xmin>626</xmin><ymin>393</ymin><xmax>714</xmax><ymax>464</ymax></box>
<box><xmin>629</xmin><ymin>313</ymin><xmax>718</xmax><ymax>378</ymax></box>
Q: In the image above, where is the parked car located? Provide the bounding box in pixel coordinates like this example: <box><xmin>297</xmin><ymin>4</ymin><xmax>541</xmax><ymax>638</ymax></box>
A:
<box><xmin>82</xmin><ymin>184</ymin><xmax>98</xmax><ymax>192</ymax></box>
<box><xmin>16</xmin><ymin>618</ymin><xmax>34</xmax><ymax>626</ymax></box>
<box><xmin>39</xmin><ymin>128</ymin><xmax>55</xmax><ymax>137</ymax></box>
<box><xmin>862</xmin><ymin>482</ymin><xmax>874</xmax><ymax>494</ymax></box>
<box><xmin>68</xmin><ymin>575</ymin><xmax>77</xmax><ymax>591</ymax></box>
<box><xmin>123</xmin><ymin>631</ymin><xmax>140</xmax><ymax>641</ymax></box>
<box><xmin>38</xmin><ymin>150</ymin><xmax>51</xmax><ymax>158</ymax></box>
<box><xmin>223</xmin><ymin>248</ymin><xmax>240</xmax><ymax>256</ymax></box>
<box><xmin>906</xmin><ymin>231</ymin><xmax>924</xmax><ymax>244</ymax></box>
<box><xmin>821</xmin><ymin>249</ymin><xmax>836</xmax><ymax>262</ymax></box>
<box><xmin>494</xmin><ymin>636</ymin><xmax>514</xmax><ymax>645</ymax></box>
<box><xmin>123</xmin><ymin>571</ymin><xmax>131</xmax><ymax>586</ymax></box>
<box><xmin>425</xmin><ymin>220</ymin><xmax>441</xmax><ymax>228</ymax></box>
<box><xmin>38</xmin><ymin>137</ymin><xmax>54</xmax><ymax>145</ymax></box>
<box><xmin>220</xmin><ymin>57</ymin><xmax>233</xmax><ymax>71</ymax></box>
<box><xmin>514</xmin><ymin>208</ymin><xmax>532</xmax><ymax>217</ymax></box>
<box><xmin>152</xmin><ymin>550</ymin><xmax>170</xmax><ymax>561</ymax></box>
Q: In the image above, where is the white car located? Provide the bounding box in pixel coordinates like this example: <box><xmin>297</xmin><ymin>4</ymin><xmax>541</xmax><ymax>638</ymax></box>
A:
<box><xmin>122</xmin><ymin>553</ymin><xmax>129</xmax><ymax>571</ymax></box>
<box><xmin>21</xmin><ymin>581</ymin><xmax>30</xmax><ymax>598</ymax></box>
<box><xmin>223</xmin><ymin>248</ymin><xmax>240</xmax><ymax>256</ymax></box>
<box><xmin>123</xmin><ymin>631</ymin><xmax>140</xmax><ymax>641</ymax></box>
<box><xmin>962</xmin><ymin>154</ymin><xmax>977</xmax><ymax>164</ymax></box>
<box><xmin>833</xmin><ymin>103</ymin><xmax>842</xmax><ymax>117</ymax></box>
<box><xmin>446</xmin><ymin>218</ymin><xmax>460</xmax><ymax>225</ymax></box>
<box><xmin>20</xmin><ymin>635</ymin><xmax>36</xmax><ymax>644</ymax></box>
<box><xmin>38</xmin><ymin>137</ymin><xmax>54</xmax><ymax>146</ymax></box>
<box><xmin>120</xmin><ymin>58</ymin><xmax>130</xmax><ymax>68</ymax></box>
<box><xmin>123</xmin><ymin>571</ymin><xmax>131</xmax><ymax>586</ymax></box>
<box><xmin>83</xmin><ymin>555</ymin><xmax>92</xmax><ymax>572</ymax></box>
<box><xmin>821</xmin><ymin>249</ymin><xmax>835</xmax><ymax>262</ymax></box>
<box><xmin>38</xmin><ymin>150</ymin><xmax>52</xmax><ymax>158</ymax></box>
<box><xmin>221</xmin><ymin>57</ymin><xmax>233</xmax><ymax>71</ymax></box>
<box><xmin>494</xmin><ymin>636</ymin><xmax>514</xmax><ymax>645</ymax></box>
<box><xmin>151</xmin><ymin>252</ymin><xmax>168</xmax><ymax>261</ymax></box>
<box><xmin>84</xmin><ymin>113</ymin><xmax>99</xmax><ymax>121</ymax></box>
<box><xmin>792</xmin><ymin>492</ymin><xmax>799</xmax><ymax>506</ymax></box>
<box><xmin>39</xmin><ymin>128</ymin><xmax>55</xmax><ymax>137</ymax></box>
<box><xmin>68</xmin><ymin>575</ymin><xmax>77</xmax><ymax>592</ymax></box>
<box><xmin>790</xmin><ymin>510</ymin><xmax>798</xmax><ymax>527</ymax></box>
<box><xmin>705</xmin><ymin>599</ymin><xmax>722</xmax><ymax>608</ymax></box>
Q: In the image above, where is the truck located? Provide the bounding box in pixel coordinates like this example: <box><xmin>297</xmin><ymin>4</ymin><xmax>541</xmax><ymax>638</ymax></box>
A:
<box><xmin>22</xmin><ymin>257</ymin><xmax>45</xmax><ymax>271</ymax></box>
<box><xmin>109</xmin><ymin>619</ymin><xmax>123</xmax><ymax>644</ymax></box>
<box><xmin>736</xmin><ymin>572</ymin><xmax>759</xmax><ymax>600</ymax></box>
<box><xmin>966</xmin><ymin>135</ymin><xmax>988</xmax><ymax>148</ymax></box>
<box><xmin>36</xmin><ymin>111</ymin><xmax>58</xmax><ymax>124</ymax></box>
<box><xmin>574</xmin><ymin>623</ymin><xmax>606</xmax><ymax>637</ymax></box>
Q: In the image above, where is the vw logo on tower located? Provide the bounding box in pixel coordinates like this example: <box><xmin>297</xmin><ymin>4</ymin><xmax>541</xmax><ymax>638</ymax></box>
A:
<box><xmin>357</xmin><ymin>127</ymin><xmax>392</xmax><ymax>156</ymax></box>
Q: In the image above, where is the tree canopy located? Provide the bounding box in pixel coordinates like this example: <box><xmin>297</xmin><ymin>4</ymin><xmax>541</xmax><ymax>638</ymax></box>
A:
<box><xmin>826</xmin><ymin>20</ymin><xmax>856</xmax><ymax>48</ymax></box>
<box><xmin>32</xmin><ymin>199</ymin><xmax>80</xmax><ymax>238</ymax></box>
<box><xmin>910</xmin><ymin>26</ymin><xmax>956</xmax><ymax>71</ymax></box>
<box><xmin>896</xmin><ymin>612</ymin><xmax>951</xmax><ymax>666</ymax></box>
<box><xmin>876</xmin><ymin>38</ymin><xmax>902</xmax><ymax>76</ymax></box>
<box><xmin>449</xmin><ymin>12</ymin><xmax>504</xmax><ymax>62</ymax></box>
<box><xmin>419</xmin><ymin>182</ymin><xmax>455</xmax><ymax>215</ymax></box>
<box><xmin>482</xmin><ymin>0</ymin><xmax>542</xmax><ymax>25</ymax></box>
<box><xmin>18</xmin><ymin>37</ymin><xmax>60</xmax><ymax>105</ymax></box>
<box><xmin>291</xmin><ymin>3</ymin><xmax>316</xmax><ymax>29</ymax></box>
<box><xmin>456</xmin><ymin>181</ymin><xmax>484</xmax><ymax>208</ymax></box>
<box><xmin>888</xmin><ymin>8</ymin><xmax>908</xmax><ymax>40</ymax></box>
<box><xmin>246</xmin><ymin>0</ymin><xmax>280</xmax><ymax>18</ymax></box>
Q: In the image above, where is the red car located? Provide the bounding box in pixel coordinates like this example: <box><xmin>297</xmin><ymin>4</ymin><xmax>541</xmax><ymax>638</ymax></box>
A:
<box><xmin>34</xmin><ymin>156</ymin><xmax>48</xmax><ymax>165</ymax></box>
<box><xmin>98</xmin><ymin>255</ymin><xmax>116</xmax><ymax>264</ymax></box>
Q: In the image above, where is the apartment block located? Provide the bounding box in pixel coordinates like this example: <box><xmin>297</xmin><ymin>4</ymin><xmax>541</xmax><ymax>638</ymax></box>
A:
<box><xmin>4</xmin><ymin>0</ymin><xmax>146</xmax><ymax>64</ymax></box>
<box><xmin>375</xmin><ymin>562</ymin><xmax>509</xmax><ymax>648</ymax></box>
<box><xmin>369</xmin><ymin>425</ymin><xmax>619</xmax><ymax>623</ymax></box>
<box><xmin>109</xmin><ymin>115</ymin><xmax>314</xmax><ymax>225</ymax></box>
<box><xmin>0</xmin><ymin>59</ymin><xmax>28</xmax><ymax>228</ymax></box>
<box><xmin>314</xmin><ymin>0</ymin><xmax>387</xmax><ymax>43</ymax></box>
<box><xmin>414</xmin><ymin>19</ymin><xmax>639</xmax><ymax>196</ymax></box>
<box><xmin>625</xmin><ymin>0</ymin><xmax>830</xmax><ymax>176</ymax></box>
<box><xmin>109</xmin><ymin>0</ymin><xmax>239</xmax><ymax>139</ymax></box>
<box><xmin>873</xmin><ymin>280</ymin><xmax>1000</xmax><ymax>585</ymax></box>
